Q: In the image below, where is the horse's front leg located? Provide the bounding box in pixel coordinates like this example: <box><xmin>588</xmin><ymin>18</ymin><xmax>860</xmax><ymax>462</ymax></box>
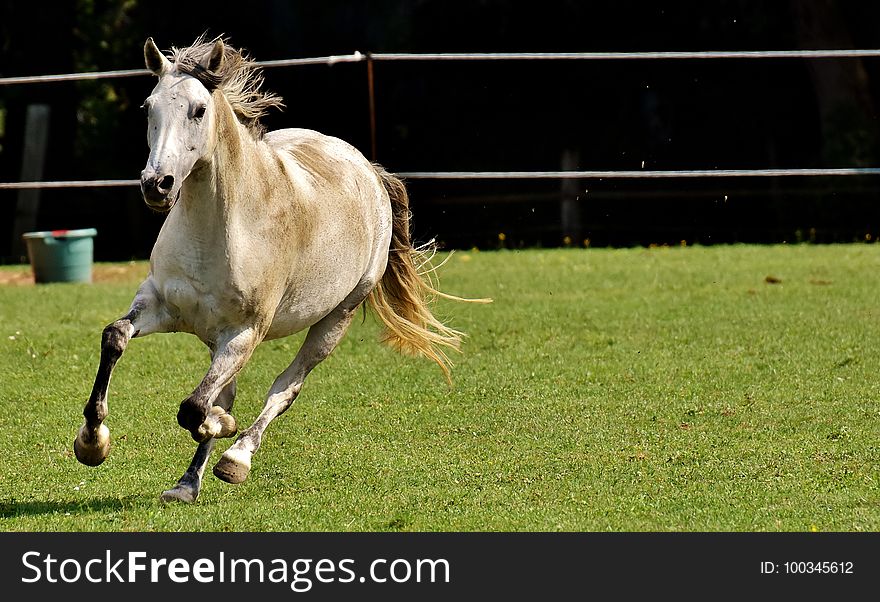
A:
<box><xmin>75</xmin><ymin>281</ymin><xmax>171</xmax><ymax>466</ymax></box>
<box><xmin>176</xmin><ymin>327</ymin><xmax>260</xmax><ymax>442</ymax></box>
<box><xmin>160</xmin><ymin>377</ymin><xmax>237</xmax><ymax>504</ymax></box>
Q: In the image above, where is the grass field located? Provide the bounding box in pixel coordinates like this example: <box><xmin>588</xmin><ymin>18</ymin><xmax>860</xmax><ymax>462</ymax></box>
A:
<box><xmin>0</xmin><ymin>245</ymin><xmax>878</xmax><ymax>532</ymax></box>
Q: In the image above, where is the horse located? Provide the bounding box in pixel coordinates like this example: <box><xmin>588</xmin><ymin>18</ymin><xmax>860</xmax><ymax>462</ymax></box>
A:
<box><xmin>73</xmin><ymin>36</ymin><xmax>487</xmax><ymax>503</ymax></box>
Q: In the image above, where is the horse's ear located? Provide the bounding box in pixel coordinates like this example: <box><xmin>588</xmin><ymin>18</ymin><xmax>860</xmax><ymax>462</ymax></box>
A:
<box><xmin>144</xmin><ymin>38</ymin><xmax>171</xmax><ymax>75</ymax></box>
<box><xmin>204</xmin><ymin>39</ymin><xmax>225</xmax><ymax>73</ymax></box>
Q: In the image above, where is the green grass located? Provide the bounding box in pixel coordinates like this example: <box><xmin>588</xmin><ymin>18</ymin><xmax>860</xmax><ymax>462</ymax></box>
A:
<box><xmin>0</xmin><ymin>245</ymin><xmax>878</xmax><ymax>531</ymax></box>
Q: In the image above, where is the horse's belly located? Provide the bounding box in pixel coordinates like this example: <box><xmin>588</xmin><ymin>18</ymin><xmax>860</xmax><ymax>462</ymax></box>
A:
<box><xmin>264</xmin><ymin>295</ymin><xmax>344</xmax><ymax>340</ymax></box>
<box><xmin>263</xmin><ymin>312</ymin><xmax>315</xmax><ymax>340</ymax></box>
<box><xmin>264</xmin><ymin>268</ymin><xmax>364</xmax><ymax>340</ymax></box>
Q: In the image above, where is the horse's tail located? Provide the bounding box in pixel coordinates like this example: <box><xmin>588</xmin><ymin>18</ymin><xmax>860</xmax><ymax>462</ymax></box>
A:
<box><xmin>368</xmin><ymin>164</ymin><xmax>490</xmax><ymax>383</ymax></box>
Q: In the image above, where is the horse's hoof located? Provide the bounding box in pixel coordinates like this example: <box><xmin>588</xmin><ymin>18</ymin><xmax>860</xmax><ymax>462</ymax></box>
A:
<box><xmin>160</xmin><ymin>485</ymin><xmax>198</xmax><ymax>504</ymax></box>
<box><xmin>74</xmin><ymin>423</ymin><xmax>110</xmax><ymax>467</ymax></box>
<box><xmin>177</xmin><ymin>397</ymin><xmax>208</xmax><ymax>434</ymax></box>
<box><xmin>194</xmin><ymin>406</ymin><xmax>238</xmax><ymax>442</ymax></box>
<box><xmin>213</xmin><ymin>447</ymin><xmax>251</xmax><ymax>484</ymax></box>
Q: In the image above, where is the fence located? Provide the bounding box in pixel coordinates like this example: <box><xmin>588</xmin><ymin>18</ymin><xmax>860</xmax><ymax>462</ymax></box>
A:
<box><xmin>3</xmin><ymin>48</ymin><xmax>880</xmax><ymax>191</ymax></box>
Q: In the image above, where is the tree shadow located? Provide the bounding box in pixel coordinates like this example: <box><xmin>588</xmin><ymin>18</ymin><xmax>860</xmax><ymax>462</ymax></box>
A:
<box><xmin>0</xmin><ymin>495</ymin><xmax>153</xmax><ymax>518</ymax></box>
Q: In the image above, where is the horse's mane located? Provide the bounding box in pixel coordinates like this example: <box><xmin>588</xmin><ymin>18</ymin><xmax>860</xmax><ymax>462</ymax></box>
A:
<box><xmin>170</xmin><ymin>35</ymin><xmax>284</xmax><ymax>138</ymax></box>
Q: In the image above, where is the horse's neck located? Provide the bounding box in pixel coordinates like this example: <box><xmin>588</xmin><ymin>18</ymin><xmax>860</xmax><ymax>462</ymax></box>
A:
<box><xmin>212</xmin><ymin>95</ymin><xmax>258</xmax><ymax>204</ymax></box>
<box><xmin>180</xmin><ymin>94</ymin><xmax>264</xmax><ymax>230</ymax></box>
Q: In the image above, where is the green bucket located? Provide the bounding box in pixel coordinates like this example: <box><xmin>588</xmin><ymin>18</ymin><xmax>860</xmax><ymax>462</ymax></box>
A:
<box><xmin>22</xmin><ymin>228</ymin><xmax>98</xmax><ymax>284</ymax></box>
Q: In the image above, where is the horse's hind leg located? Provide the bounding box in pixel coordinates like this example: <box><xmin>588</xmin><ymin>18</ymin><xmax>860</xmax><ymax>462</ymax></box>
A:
<box><xmin>161</xmin><ymin>378</ymin><xmax>237</xmax><ymax>503</ymax></box>
<box><xmin>75</xmin><ymin>280</ymin><xmax>171</xmax><ymax>466</ymax></box>
<box><xmin>213</xmin><ymin>295</ymin><xmax>362</xmax><ymax>484</ymax></box>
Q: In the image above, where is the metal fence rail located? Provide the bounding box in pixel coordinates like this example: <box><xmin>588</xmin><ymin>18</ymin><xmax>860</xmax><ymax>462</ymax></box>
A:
<box><xmin>0</xmin><ymin>180</ymin><xmax>138</xmax><ymax>190</ymax></box>
<box><xmin>369</xmin><ymin>49</ymin><xmax>880</xmax><ymax>61</ymax></box>
<box><xmin>4</xmin><ymin>49</ymin><xmax>880</xmax><ymax>86</ymax></box>
<box><xmin>397</xmin><ymin>168</ymin><xmax>880</xmax><ymax>179</ymax></box>
<box><xmin>5</xmin><ymin>169</ymin><xmax>880</xmax><ymax>191</ymax></box>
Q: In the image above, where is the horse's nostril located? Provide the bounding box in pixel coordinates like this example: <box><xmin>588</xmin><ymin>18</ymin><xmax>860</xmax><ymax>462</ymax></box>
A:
<box><xmin>158</xmin><ymin>175</ymin><xmax>175</xmax><ymax>192</ymax></box>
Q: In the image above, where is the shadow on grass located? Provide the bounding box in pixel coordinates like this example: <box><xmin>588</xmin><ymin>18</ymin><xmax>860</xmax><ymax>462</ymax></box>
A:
<box><xmin>0</xmin><ymin>495</ymin><xmax>152</xmax><ymax>518</ymax></box>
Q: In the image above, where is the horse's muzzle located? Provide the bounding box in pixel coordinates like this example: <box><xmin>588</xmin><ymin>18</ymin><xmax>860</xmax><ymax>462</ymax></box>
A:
<box><xmin>141</xmin><ymin>172</ymin><xmax>177</xmax><ymax>210</ymax></box>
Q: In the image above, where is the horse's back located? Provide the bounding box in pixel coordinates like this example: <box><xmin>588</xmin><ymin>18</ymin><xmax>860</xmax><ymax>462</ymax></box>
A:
<box><xmin>264</xmin><ymin>128</ymin><xmax>377</xmax><ymax>191</ymax></box>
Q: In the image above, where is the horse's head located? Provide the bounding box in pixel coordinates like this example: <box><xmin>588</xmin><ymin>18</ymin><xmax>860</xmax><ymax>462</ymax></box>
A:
<box><xmin>140</xmin><ymin>37</ymin><xmax>221</xmax><ymax>211</ymax></box>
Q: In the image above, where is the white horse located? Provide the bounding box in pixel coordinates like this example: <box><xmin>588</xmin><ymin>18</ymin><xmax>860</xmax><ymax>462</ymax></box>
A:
<box><xmin>74</xmin><ymin>36</ymin><xmax>486</xmax><ymax>503</ymax></box>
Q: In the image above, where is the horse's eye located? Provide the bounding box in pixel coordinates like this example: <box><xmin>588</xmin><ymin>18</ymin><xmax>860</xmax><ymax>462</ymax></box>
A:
<box><xmin>192</xmin><ymin>105</ymin><xmax>207</xmax><ymax>120</ymax></box>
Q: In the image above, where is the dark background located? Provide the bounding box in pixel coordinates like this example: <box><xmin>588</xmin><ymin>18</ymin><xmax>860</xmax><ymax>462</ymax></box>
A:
<box><xmin>2</xmin><ymin>0</ymin><xmax>880</xmax><ymax>261</ymax></box>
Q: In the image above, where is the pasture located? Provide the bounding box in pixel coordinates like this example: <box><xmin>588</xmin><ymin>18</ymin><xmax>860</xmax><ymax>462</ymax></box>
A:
<box><xmin>0</xmin><ymin>244</ymin><xmax>878</xmax><ymax>531</ymax></box>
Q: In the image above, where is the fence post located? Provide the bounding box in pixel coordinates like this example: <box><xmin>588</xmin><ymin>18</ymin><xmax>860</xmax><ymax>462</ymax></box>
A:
<box><xmin>560</xmin><ymin>148</ymin><xmax>582</xmax><ymax>244</ymax></box>
<box><xmin>366</xmin><ymin>53</ymin><xmax>377</xmax><ymax>162</ymax></box>
<box><xmin>11</xmin><ymin>104</ymin><xmax>51</xmax><ymax>261</ymax></box>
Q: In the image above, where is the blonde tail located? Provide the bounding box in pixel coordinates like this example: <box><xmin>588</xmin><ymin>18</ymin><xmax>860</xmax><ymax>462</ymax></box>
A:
<box><xmin>368</xmin><ymin>165</ymin><xmax>490</xmax><ymax>382</ymax></box>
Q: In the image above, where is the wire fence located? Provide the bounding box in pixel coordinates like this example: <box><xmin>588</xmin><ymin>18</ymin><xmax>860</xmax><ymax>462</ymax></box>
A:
<box><xmin>2</xmin><ymin>48</ymin><xmax>880</xmax><ymax>191</ymax></box>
